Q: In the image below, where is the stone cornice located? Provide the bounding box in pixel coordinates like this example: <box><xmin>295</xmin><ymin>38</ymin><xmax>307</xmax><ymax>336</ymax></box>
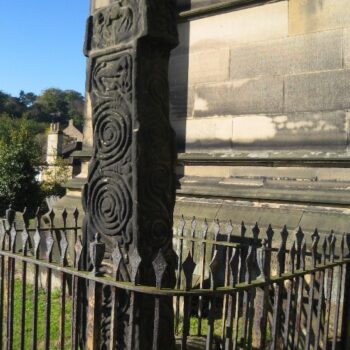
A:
<box><xmin>177</xmin><ymin>0</ymin><xmax>283</xmax><ymax>21</ymax></box>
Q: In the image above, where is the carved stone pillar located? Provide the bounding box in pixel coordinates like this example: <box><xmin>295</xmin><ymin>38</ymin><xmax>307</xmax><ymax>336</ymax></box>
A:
<box><xmin>82</xmin><ymin>0</ymin><xmax>178</xmax><ymax>349</ymax></box>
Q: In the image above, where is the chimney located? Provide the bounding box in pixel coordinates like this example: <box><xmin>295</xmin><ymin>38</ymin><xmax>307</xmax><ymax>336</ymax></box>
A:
<box><xmin>46</xmin><ymin>122</ymin><xmax>63</xmax><ymax>165</ymax></box>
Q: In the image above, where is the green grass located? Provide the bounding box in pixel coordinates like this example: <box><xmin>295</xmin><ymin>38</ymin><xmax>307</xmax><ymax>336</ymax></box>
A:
<box><xmin>177</xmin><ymin>315</ymin><xmax>272</xmax><ymax>349</ymax></box>
<box><xmin>9</xmin><ymin>281</ymin><xmax>271</xmax><ymax>349</ymax></box>
<box><xmin>177</xmin><ymin>317</ymin><xmax>223</xmax><ymax>338</ymax></box>
<box><xmin>12</xmin><ymin>280</ymin><xmax>72</xmax><ymax>349</ymax></box>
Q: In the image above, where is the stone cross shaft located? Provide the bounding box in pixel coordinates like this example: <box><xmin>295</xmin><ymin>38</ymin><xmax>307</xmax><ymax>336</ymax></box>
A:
<box><xmin>82</xmin><ymin>0</ymin><xmax>178</xmax><ymax>349</ymax></box>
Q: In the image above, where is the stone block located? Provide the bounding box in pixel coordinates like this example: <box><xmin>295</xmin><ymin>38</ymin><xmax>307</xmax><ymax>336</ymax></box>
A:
<box><xmin>173</xmin><ymin>1</ymin><xmax>288</xmax><ymax>55</ymax></box>
<box><xmin>183</xmin><ymin>165</ymin><xmax>232</xmax><ymax>178</ymax></box>
<box><xmin>284</xmin><ymin>70</ymin><xmax>350</xmax><ymax>113</ymax></box>
<box><xmin>173</xmin><ymin>110</ymin><xmax>347</xmax><ymax>151</ymax></box>
<box><xmin>256</xmin><ymin>207</ymin><xmax>303</xmax><ymax>229</ymax></box>
<box><xmin>193</xmin><ymin>77</ymin><xmax>284</xmax><ymax>117</ymax></box>
<box><xmin>344</xmin><ymin>28</ymin><xmax>350</xmax><ymax>68</ymax></box>
<box><xmin>180</xmin><ymin>165</ymin><xmax>350</xmax><ymax>183</ymax></box>
<box><xmin>289</xmin><ymin>0</ymin><xmax>350</xmax><ymax>35</ymax></box>
<box><xmin>230</xmin><ymin>30</ymin><xmax>342</xmax><ymax>79</ymax></box>
<box><xmin>171</xmin><ymin>117</ymin><xmax>233</xmax><ymax>151</ymax></box>
<box><xmin>169</xmin><ymin>48</ymin><xmax>230</xmax><ymax>86</ymax></box>
<box><xmin>83</xmin><ymin>94</ymin><xmax>94</xmax><ymax>148</ymax></box>
<box><xmin>299</xmin><ymin>211</ymin><xmax>350</xmax><ymax>235</ymax></box>
<box><xmin>170</xmin><ymin>86</ymin><xmax>195</xmax><ymax>119</ymax></box>
<box><xmin>232</xmin><ymin>111</ymin><xmax>347</xmax><ymax>148</ymax></box>
<box><xmin>216</xmin><ymin>204</ymin><xmax>263</xmax><ymax>229</ymax></box>
<box><xmin>174</xmin><ymin>197</ymin><xmax>222</xmax><ymax>223</ymax></box>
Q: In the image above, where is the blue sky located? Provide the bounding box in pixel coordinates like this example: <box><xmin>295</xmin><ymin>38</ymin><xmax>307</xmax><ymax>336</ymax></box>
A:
<box><xmin>0</xmin><ymin>1</ymin><xmax>90</xmax><ymax>97</ymax></box>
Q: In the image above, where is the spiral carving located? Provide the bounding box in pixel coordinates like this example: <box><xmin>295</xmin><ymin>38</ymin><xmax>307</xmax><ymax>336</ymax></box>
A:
<box><xmin>88</xmin><ymin>172</ymin><xmax>132</xmax><ymax>237</ymax></box>
<box><xmin>94</xmin><ymin>102</ymin><xmax>131</xmax><ymax>165</ymax></box>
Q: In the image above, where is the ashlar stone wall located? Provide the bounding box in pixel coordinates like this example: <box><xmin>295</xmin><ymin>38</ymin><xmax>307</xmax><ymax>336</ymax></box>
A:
<box><xmin>169</xmin><ymin>0</ymin><xmax>350</xmax><ymax>153</ymax></box>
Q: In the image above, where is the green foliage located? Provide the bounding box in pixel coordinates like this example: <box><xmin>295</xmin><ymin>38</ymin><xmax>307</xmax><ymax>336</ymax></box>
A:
<box><xmin>0</xmin><ymin>91</ymin><xmax>25</xmax><ymax>118</ymax></box>
<box><xmin>37</xmin><ymin>88</ymin><xmax>68</xmax><ymax>117</ymax></box>
<box><xmin>0</xmin><ymin>88</ymin><xmax>84</xmax><ymax>129</ymax></box>
<box><xmin>19</xmin><ymin>90</ymin><xmax>37</xmax><ymax>107</ymax></box>
<box><xmin>0</xmin><ymin>118</ymin><xmax>42</xmax><ymax>215</ymax></box>
<box><xmin>0</xmin><ymin>88</ymin><xmax>84</xmax><ymax>213</ymax></box>
<box><xmin>35</xmin><ymin>88</ymin><xmax>84</xmax><ymax>129</ymax></box>
<box><xmin>41</xmin><ymin>156</ymin><xmax>71</xmax><ymax>198</ymax></box>
<box><xmin>0</xmin><ymin>116</ymin><xmax>47</xmax><ymax>145</ymax></box>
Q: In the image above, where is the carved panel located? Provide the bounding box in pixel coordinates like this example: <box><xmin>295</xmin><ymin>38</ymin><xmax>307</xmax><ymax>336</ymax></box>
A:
<box><xmin>82</xmin><ymin>0</ymin><xmax>178</xmax><ymax>348</ymax></box>
<box><xmin>87</xmin><ymin>1</ymin><xmax>136</xmax><ymax>52</ymax></box>
<box><xmin>93</xmin><ymin>101</ymin><xmax>131</xmax><ymax>165</ymax></box>
<box><xmin>84</xmin><ymin>51</ymin><xmax>133</xmax><ymax>247</ymax></box>
<box><xmin>91</xmin><ymin>53</ymin><xmax>132</xmax><ymax>100</ymax></box>
<box><xmin>87</xmin><ymin>169</ymin><xmax>132</xmax><ymax>239</ymax></box>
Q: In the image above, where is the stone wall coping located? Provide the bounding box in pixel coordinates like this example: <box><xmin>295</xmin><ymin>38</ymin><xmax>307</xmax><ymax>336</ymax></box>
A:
<box><xmin>178</xmin><ymin>0</ymin><xmax>283</xmax><ymax>21</ymax></box>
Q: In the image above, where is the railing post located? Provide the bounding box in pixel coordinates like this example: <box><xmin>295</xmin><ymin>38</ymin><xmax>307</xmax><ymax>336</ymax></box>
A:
<box><xmin>341</xmin><ymin>234</ymin><xmax>350</xmax><ymax>348</ymax></box>
<box><xmin>82</xmin><ymin>0</ymin><xmax>179</xmax><ymax>348</ymax></box>
<box><xmin>252</xmin><ymin>238</ymin><xmax>270</xmax><ymax>349</ymax></box>
<box><xmin>86</xmin><ymin>233</ymin><xmax>105</xmax><ymax>350</ymax></box>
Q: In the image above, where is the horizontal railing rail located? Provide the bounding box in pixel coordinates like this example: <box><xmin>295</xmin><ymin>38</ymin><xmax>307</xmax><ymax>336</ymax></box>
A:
<box><xmin>0</xmin><ymin>207</ymin><xmax>348</xmax><ymax>349</ymax></box>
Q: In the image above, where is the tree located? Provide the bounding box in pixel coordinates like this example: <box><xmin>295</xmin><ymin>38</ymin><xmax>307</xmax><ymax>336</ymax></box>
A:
<box><xmin>0</xmin><ymin>91</ymin><xmax>25</xmax><ymax>118</ymax></box>
<box><xmin>0</xmin><ymin>89</ymin><xmax>85</xmax><ymax>129</ymax></box>
<box><xmin>0</xmin><ymin>91</ymin><xmax>10</xmax><ymax>112</ymax></box>
<box><xmin>36</xmin><ymin>88</ymin><xmax>68</xmax><ymax>120</ymax></box>
<box><xmin>32</xmin><ymin>88</ymin><xmax>85</xmax><ymax>129</ymax></box>
<box><xmin>64</xmin><ymin>90</ymin><xmax>85</xmax><ymax>130</ymax></box>
<box><xmin>41</xmin><ymin>156</ymin><xmax>71</xmax><ymax>198</ymax></box>
<box><xmin>0</xmin><ymin>119</ymin><xmax>42</xmax><ymax>215</ymax></box>
<box><xmin>19</xmin><ymin>90</ymin><xmax>37</xmax><ymax>107</ymax></box>
<box><xmin>23</xmin><ymin>103</ymin><xmax>50</xmax><ymax>123</ymax></box>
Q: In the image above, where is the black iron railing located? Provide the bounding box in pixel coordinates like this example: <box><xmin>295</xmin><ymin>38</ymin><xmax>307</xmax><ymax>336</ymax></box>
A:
<box><xmin>0</xmin><ymin>208</ymin><xmax>349</xmax><ymax>349</ymax></box>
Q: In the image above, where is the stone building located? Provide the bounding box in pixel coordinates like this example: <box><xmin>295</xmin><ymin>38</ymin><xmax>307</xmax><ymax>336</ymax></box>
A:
<box><xmin>41</xmin><ymin>121</ymin><xmax>82</xmax><ymax>184</ymax></box>
<box><xmin>61</xmin><ymin>0</ymin><xmax>350</xmax><ymax>238</ymax></box>
<box><xmin>45</xmin><ymin>122</ymin><xmax>64</xmax><ymax>167</ymax></box>
<box><xmin>63</xmin><ymin>119</ymin><xmax>84</xmax><ymax>143</ymax></box>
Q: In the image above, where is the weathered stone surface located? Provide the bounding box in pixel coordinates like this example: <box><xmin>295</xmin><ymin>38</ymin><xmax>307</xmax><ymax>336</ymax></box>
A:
<box><xmin>181</xmin><ymin>164</ymin><xmax>350</xmax><ymax>183</ymax></box>
<box><xmin>83</xmin><ymin>95</ymin><xmax>93</xmax><ymax>149</ymax></box>
<box><xmin>230</xmin><ymin>30</ymin><xmax>342</xmax><ymax>79</ymax></box>
<box><xmin>171</xmin><ymin>117</ymin><xmax>233</xmax><ymax>151</ymax></box>
<box><xmin>174</xmin><ymin>197</ymin><xmax>350</xmax><ymax>236</ymax></box>
<box><xmin>83</xmin><ymin>0</ymin><xmax>178</xmax><ymax>348</ymax></box>
<box><xmin>171</xmin><ymin>111</ymin><xmax>347</xmax><ymax>152</ymax></box>
<box><xmin>299</xmin><ymin>211</ymin><xmax>350</xmax><ymax>235</ymax></box>
<box><xmin>169</xmin><ymin>48</ymin><xmax>230</xmax><ymax>86</ymax></box>
<box><xmin>344</xmin><ymin>28</ymin><xmax>350</xmax><ymax>68</ymax></box>
<box><xmin>192</xmin><ymin>77</ymin><xmax>283</xmax><ymax>117</ymax></box>
<box><xmin>284</xmin><ymin>70</ymin><xmax>350</xmax><ymax>113</ymax></box>
<box><xmin>289</xmin><ymin>0</ymin><xmax>350</xmax><ymax>35</ymax></box>
<box><xmin>177</xmin><ymin>175</ymin><xmax>350</xmax><ymax>206</ymax></box>
<box><xmin>231</xmin><ymin>111</ymin><xmax>347</xmax><ymax>148</ymax></box>
<box><xmin>173</xmin><ymin>1</ymin><xmax>288</xmax><ymax>55</ymax></box>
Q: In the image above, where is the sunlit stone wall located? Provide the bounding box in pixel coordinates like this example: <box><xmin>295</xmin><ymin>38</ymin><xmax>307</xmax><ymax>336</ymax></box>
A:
<box><xmin>169</xmin><ymin>0</ymin><xmax>350</xmax><ymax>153</ymax></box>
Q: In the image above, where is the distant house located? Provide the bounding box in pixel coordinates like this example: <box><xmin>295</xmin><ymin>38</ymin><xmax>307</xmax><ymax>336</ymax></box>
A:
<box><xmin>63</xmin><ymin>119</ymin><xmax>83</xmax><ymax>143</ymax></box>
<box><xmin>40</xmin><ymin>120</ymin><xmax>82</xmax><ymax>183</ymax></box>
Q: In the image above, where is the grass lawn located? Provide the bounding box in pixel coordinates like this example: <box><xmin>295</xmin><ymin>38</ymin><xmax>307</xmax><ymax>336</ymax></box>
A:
<box><xmin>12</xmin><ymin>280</ymin><xmax>72</xmax><ymax>349</ymax></box>
<box><xmin>8</xmin><ymin>280</ymin><xmax>270</xmax><ymax>349</ymax></box>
